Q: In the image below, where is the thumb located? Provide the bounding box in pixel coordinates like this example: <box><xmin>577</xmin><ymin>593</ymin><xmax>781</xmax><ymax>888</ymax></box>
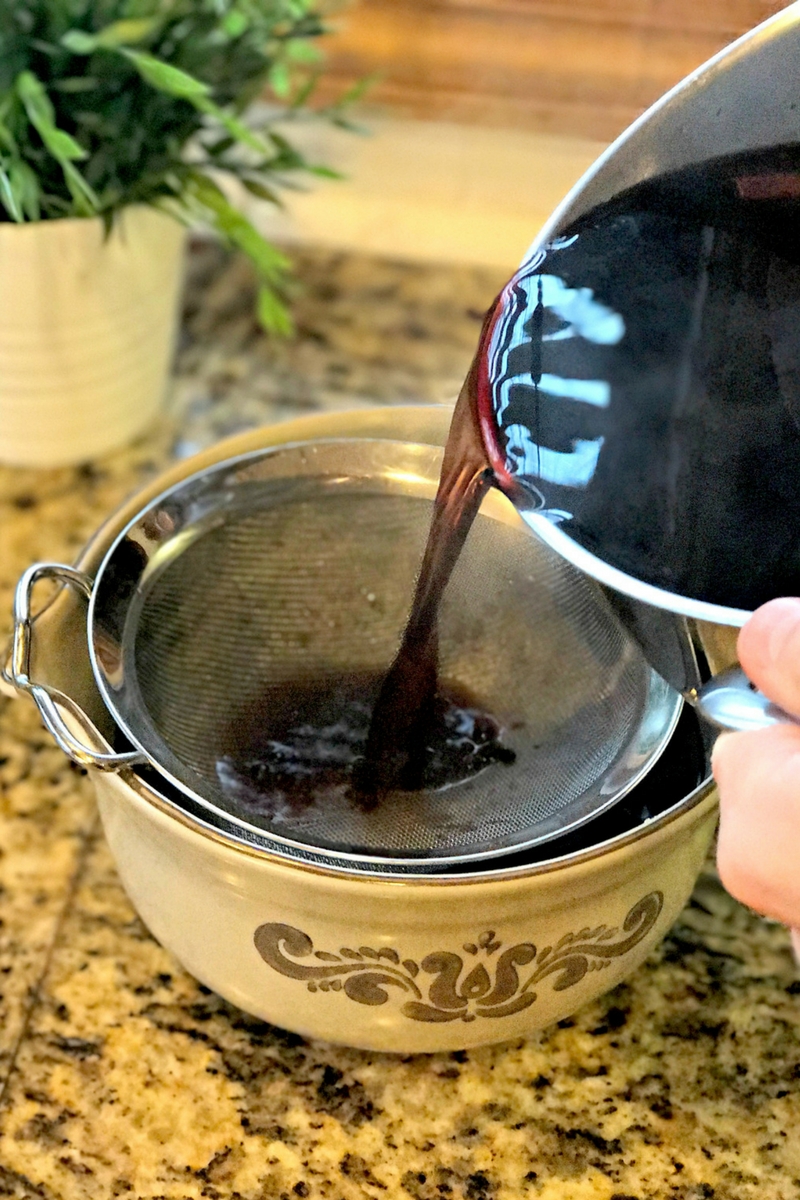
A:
<box><xmin>738</xmin><ymin>597</ymin><xmax>800</xmax><ymax>718</ymax></box>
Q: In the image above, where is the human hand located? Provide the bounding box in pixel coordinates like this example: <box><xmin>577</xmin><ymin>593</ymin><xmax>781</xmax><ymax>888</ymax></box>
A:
<box><xmin>712</xmin><ymin>597</ymin><xmax>800</xmax><ymax>955</ymax></box>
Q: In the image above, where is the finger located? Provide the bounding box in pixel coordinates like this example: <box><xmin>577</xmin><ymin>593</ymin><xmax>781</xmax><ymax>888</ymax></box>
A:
<box><xmin>712</xmin><ymin>723</ymin><xmax>800</xmax><ymax>928</ymax></box>
<box><xmin>737</xmin><ymin>597</ymin><xmax>800</xmax><ymax>717</ymax></box>
<box><xmin>792</xmin><ymin>929</ymin><xmax>800</xmax><ymax>967</ymax></box>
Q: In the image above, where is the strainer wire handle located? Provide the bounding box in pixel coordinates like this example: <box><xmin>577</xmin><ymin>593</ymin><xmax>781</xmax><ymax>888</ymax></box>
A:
<box><xmin>5</xmin><ymin>563</ymin><xmax>146</xmax><ymax>772</ymax></box>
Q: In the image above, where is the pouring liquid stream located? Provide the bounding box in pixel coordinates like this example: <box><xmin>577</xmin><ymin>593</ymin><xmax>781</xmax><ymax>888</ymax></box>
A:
<box><xmin>355</xmin><ymin>348</ymin><xmax>504</xmax><ymax>798</ymax></box>
<box><xmin>218</xmin><ymin>328</ymin><xmax>521</xmax><ymax>816</ymax></box>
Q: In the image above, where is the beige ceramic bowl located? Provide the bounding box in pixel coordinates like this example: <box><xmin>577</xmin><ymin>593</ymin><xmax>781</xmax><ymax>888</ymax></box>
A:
<box><xmin>12</xmin><ymin>407</ymin><xmax>718</xmax><ymax>1052</ymax></box>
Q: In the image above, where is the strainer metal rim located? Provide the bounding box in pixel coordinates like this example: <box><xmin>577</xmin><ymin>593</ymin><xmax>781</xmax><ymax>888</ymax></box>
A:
<box><xmin>86</xmin><ymin>437</ymin><xmax>684</xmax><ymax>869</ymax></box>
<box><xmin>122</xmin><ymin>756</ymin><xmax>713</xmax><ymax>882</ymax></box>
<box><xmin>87</xmin><ymin>438</ymin><xmax>450</xmax><ymax>811</ymax></box>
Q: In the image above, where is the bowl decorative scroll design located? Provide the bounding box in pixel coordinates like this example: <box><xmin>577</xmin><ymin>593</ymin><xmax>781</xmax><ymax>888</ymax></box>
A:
<box><xmin>253</xmin><ymin>891</ymin><xmax>663</xmax><ymax>1024</ymax></box>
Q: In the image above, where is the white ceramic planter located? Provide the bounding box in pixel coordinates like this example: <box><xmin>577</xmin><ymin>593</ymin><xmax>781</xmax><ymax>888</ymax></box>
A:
<box><xmin>0</xmin><ymin>206</ymin><xmax>185</xmax><ymax>467</ymax></box>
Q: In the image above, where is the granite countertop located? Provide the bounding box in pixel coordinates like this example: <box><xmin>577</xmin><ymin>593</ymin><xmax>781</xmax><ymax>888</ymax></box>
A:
<box><xmin>0</xmin><ymin>243</ymin><xmax>798</xmax><ymax>1200</ymax></box>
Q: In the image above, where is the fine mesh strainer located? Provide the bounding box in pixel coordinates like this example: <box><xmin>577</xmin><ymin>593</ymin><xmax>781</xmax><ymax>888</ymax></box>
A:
<box><xmin>10</xmin><ymin>439</ymin><xmax>682</xmax><ymax>868</ymax></box>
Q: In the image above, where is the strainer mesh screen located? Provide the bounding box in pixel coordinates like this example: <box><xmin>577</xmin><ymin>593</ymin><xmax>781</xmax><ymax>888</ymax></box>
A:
<box><xmin>127</xmin><ymin>482</ymin><xmax>650</xmax><ymax>858</ymax></box>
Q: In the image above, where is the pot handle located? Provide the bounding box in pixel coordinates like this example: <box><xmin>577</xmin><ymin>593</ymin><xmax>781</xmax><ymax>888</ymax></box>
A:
<box><xmin>3</xmin><ymin>563</ymin><xmax>146</xmax><ymax>771</ymax></box>
<box><xmin>696</xmin><ymin>666</ymin><xmax>797</xmax><ymax>732</ymax></box>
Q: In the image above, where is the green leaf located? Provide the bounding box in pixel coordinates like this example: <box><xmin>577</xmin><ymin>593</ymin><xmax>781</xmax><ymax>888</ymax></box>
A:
<box><xmin>307</xmin><ymin>164</ymin><xmax>342</xmax><ymax>180</ymax></box>
<box><xmin>0</xmin><ymin>165</ymin><xmax>23</xmax><ymax>222</ymax></box>
<box><xmin>62</xmin><ymin>19</ymin><xmax>158</xmax><ymax>55</ymax></box>
<box><xmin>266</xmin><ymin>131</ymin><xmax>305</xmax><ymax>169</ymax></box>
<box><xmin>321</xmin><ymin>72</ymin><xmax>381</xmax><ymax>125</ymax></box>
<box><xmin>289</xmin><ymin>72</ymin><xmax>319</xmax><ymax>110</ymax></box>
<box><xmin>329</xmin><ymin>114</ymin><xmax>369</xmax><ymax>134</ymax></box>
<box><xmin>268</xmin><ymin>131</ymin><xmax>296</xmax><ymax>155</ymax></box>
<box><xmin>16</xmin><ymin>72</ymin><xmax>87</xmax><ymax>161</ymax></box>
<box><xmin>269</xmin><ymin>61</ymin><xmax>291</xmax><ymax>99</ymax></box>
<box><xmin>119</xmin><ymin>50</ymin><xmax>273</xmax><ymax>162</ymax></box>
<box><xmin>29</xmin><ymin>39</ymin><xmax>61</xmax><ymax>58</ymax></box>
<box><xmin>16</xmin><ymin>71</ymin><xmax>54</xmax><ymax>125</ymax></box>
<box><xmin>222</xmin><ymin>10</ymin><xmax>249</xmax><ymax>38</ymax></box>
<box><xmin>122</xmin><ymin>50</ymin><xmax>210</xmax><ymax>100</ymax></box>
<box><xmin>195</xmin><ymin>96</ymin><xmax>268</xmax><ymax>157</ymax></box>
<box><xmin>258</xmin><ymin>283</ymin><xmax>293</xmax><ymax>337</ymax></box>
<box><xmin>205</xmin><ymin>135</ymin><xmax>237</xmax><ymax>158</ymax></box>
<box><xmin>15</xmin><ymin>70</ymin><xmax>99</xmax><ymax>215</ymax></box>
<box><xmin>242</xmin><ymin>177</ymin><xmax>283</xmax><ymax>205</ymax></box>
<box><xmin>285</xmin><ymin>41</ymin><xmax>322</xmax><ymax>63</ymax></box>
<box><xmin>188</xmin><ymin>172</ymin><xmax>290</xmax><ymax>284</ymax></box>
<box><xmin>62</xmin><ymin>159</ymin><xmax>99</xmax><ymax>214</ymax></box>
<box><xmin>326</xmin><ymin>73</ymin><xmax>380</xmax><ymax>111</ymax></box>
<box><xmin>53</xmin><ymin>78</ymin><xmax>100</xmax><ymax>93</ymax></box>
<box><xmin>11</xmin><ymin>160</ymin><xmax>41</xmax><ymax>221</ymax></box>
<box><xmin>95</xmin><ymin>18</ymin><xmax>159</xmax><ymax>48</ymax></box>
<box><xmin>61</xmin><ymin>30</ymin><xmax>99</xmax><ymax>54</ymax></box>
<box><xmin>0</xmin><ymin>116</ymin><xmax>17</xmax><ymax>156</ymax></box>
<box><xmin>45</xmin><ymin>127</ymin><xmax>86</xmax><ymax>161</ymax></box>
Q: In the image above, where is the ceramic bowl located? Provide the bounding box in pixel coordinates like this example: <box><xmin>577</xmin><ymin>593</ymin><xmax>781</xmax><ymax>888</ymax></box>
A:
<box><xmin>8</xmin><ymin>407</ymin><xmax>718</xmax><ymax>1052</ymax></box>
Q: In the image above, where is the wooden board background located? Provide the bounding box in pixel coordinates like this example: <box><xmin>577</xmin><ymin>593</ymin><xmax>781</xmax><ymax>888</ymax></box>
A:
<box><xmin>318</xmin><ymin>0</ymin><xmax>789</xmax><ymax>141</ymax></box>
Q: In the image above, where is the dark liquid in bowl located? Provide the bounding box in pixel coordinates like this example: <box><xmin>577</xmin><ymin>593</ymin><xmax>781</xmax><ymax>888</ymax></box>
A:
<box><xmin>216</xmin><ymin>673</ymin><xmax>515</xmax><ymax>821</ymax></box>
<box><xmin>132</xmin><ymin>704</ymin><xmax>709</xmax><ymax>872</ymax></box>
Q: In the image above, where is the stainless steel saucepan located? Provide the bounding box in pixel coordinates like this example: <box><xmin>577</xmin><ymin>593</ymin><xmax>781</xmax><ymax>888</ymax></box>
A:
<box><xmin>474</xmin><ymin>2</ymin><xmax>800</xmax><ymax>731</ymax></box>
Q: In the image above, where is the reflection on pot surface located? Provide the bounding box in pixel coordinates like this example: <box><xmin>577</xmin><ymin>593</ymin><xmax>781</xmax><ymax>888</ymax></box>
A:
<box><xmin>480</xmin><ymin>144</ymin><xmax>800</xmax><ymax>616</ymax></box>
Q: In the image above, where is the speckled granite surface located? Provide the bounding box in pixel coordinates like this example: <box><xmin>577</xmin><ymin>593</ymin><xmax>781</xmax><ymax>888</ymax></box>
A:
<box><xmin>0</xmin><ymin>244</ymin><xmax>798</xmax><ymax>1200</ymax></box>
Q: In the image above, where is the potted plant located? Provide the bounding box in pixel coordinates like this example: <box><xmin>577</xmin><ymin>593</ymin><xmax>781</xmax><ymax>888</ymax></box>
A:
<box><xmin>0</xmin><ymin>1</ymin><xmax>345</xmax><ymax>466</ymax></box>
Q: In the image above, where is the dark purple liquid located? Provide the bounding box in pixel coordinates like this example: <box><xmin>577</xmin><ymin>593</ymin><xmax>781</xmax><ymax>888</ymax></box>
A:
<box><xmin>217</xmin><ymin>673</ymin><xmax>515</xmax><ymax>819</ymax></box>
<box><xmin>478</xmin><ymin>143</ymin><xmax>800</xmax><ymax>611</ymax></box>
<box><xmin>358</xmin><ymin>354</ymin><xmax>499</xmax><ymax>796</ymax></box>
